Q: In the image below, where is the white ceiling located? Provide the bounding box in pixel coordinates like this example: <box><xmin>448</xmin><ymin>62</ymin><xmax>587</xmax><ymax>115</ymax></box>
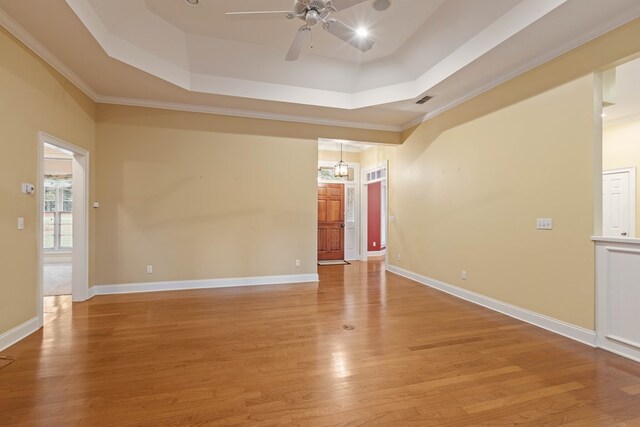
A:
<box><xmin>318</xmin><ymin>138</ymin><xmax>378</xmax><ymax>152</ymax></box>
<box><xmin>1</xmin><ymin>0</ymin><xmax>640</xmax><ymax>132</ymax></box>
<box><xmin>604</xmin><ymin>57</ymin><xmax>640</xmax><ymax>127</ymax></box>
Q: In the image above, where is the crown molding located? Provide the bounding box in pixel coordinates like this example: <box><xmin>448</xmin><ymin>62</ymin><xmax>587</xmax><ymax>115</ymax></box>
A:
<box><xmin>0</xmin><ymin>7</ymin><xmax>403</xmax><ymax>133</ymax></box>
<box><xmin>96</xmin><ymin>96</ymin><xmax>403</xmax><ymax>132</ymax></box>
<box><xmin>604</xmin><ymin>113</ymin><xmax>640</xmax><ymax>129</ymax></box>
<box><xmin>400</xmin><ymin>8</ymin><xmax>640</xmax><ymax>132</ymax></box>
<box><xmin>0</xmin><ymin>8</ymin><xmax>98</xmax><ymax>101</ymax></box>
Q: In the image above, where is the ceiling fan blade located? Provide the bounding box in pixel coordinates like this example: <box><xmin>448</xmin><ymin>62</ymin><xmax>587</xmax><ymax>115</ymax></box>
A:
<box><xmin>285</xmin><ymin>26</ymin><xmax>312</xmax><ymax>61</ymax></box>
<box><xmin>329</xmin><ymin>0</ymin><xmax>368</xmax><ymax>12</ymax></box>
<box><xmin>225</xmin><ymin>11</ymin><xmax>293</xmax><ymax>20</ymax></box>
<box><xmin>323</xmin><ymin>19</ymin><xmax>374</xmax><ymax>52</ymax></box>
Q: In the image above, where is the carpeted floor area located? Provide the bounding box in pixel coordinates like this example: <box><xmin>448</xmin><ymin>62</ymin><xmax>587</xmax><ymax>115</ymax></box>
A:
<box><xmin>43</xmin><ymin>264</ymin><xmax>71</xmax><ymax>296</ymax></box>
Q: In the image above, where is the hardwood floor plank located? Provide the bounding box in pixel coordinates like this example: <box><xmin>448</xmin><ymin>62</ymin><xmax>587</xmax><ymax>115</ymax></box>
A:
<box><xmin>1</xmin><ymin>259</ymin><xmax>639</xmax><ymax>425</ymax></box>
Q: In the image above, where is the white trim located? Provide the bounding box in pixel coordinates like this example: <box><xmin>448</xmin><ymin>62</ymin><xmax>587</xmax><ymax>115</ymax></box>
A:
<box><xmin>0</xmin><ymin>317</ymin><xmax>39</xmax><ymax>352</ymax></box>
<box><xmin>361</xmin><ymin>163</ymin><xmax>389</xmax><ymax>265</ymax></box>
<box><xmin>400</xmin><ymin>8</ymin><xmax>640</xmax><ymax>132</ymax></box>
<box><xmin>606</xmin><ymin>334</ymin><xmax>640</xmax><ymax>351</ymax></box>
<box><xmin>90</xmin><ymin>274</ymin><xmax>319</xmax><ymax>296</ymax></box>
<box><xmin>0</xmin><ymin>8</ymin><xmax>399</xmax><ymax>132</ymax></box>
<box><xmin>97</xmin><ymin>97</ymin><xmax>402</xmax><ymax>132</ymax></box>
<box><xmin>592</xmin><ymin>235</ymin><xmax>640</xmax><ymax>244</ymax></box>
<box><xmin>0</xmin><ymin>9</ymin><xmax>97</xmax><ymax>100</ymax></box>
<box><xmin>603</xmin><ymin>167</ymin><xmax>637</xmax><ymax>238</ymax></box>
<box><xmin>386</xmin><ymin>264</ymin><xmax>598</xmax><ymax>347</ymax></box>
<box><xmin>367</xmin><ymin>250</ymin><xmax>386</xmax><ymax>257</ymax></box>
<box><xmin>596</xmin><ymin>240</ymin><xmax>640</xmax><ymax>363</ymax></box>
<box><xmin>87</xmin><ymin>285</ymin><xmax>96</xmax><ymax>300</ymax></box>
<box><xmin>317</xmin><ymin>160</ymin><xmax>360</xmax><ymax>261</ymax></box>
<box><xmin>38</xmin><ymin>133</ymin><xmax>90</xmax><ymax>331</ymax></box>
<box><xmin>596</xmin><ymin>344</ymin><xmax>640</xmax><ymax>364</ymax></box>
<box><xmin>604</xmin><ymin>112</ymin><xmax>640</xmax><ymax>129</ymax></box>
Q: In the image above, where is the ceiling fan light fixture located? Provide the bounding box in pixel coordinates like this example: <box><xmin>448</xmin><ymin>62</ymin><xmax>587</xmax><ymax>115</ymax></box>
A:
<box><xmin>373</xmin><ymin>0</ymin><xmax>391</xmax><ymax>11</ymax></box>
<box><xmin>305</xmin><ymin>9</ymin><xmax>320</xmax><ymax>26</ymax></box>
<box><xmin>184</xmin><ymin>0</ymin><xmax>199</xmax><ymax>6</ymax></box>
<box><xmin>356</xmin><ymin>27</ymin><xmax>369</xmax><ymax>38</ymax></box>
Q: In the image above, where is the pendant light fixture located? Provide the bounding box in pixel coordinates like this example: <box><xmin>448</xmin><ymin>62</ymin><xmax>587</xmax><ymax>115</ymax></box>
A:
<box><xmin>334</xmin><ymin>143</ymin><xmax>349</xmax><ymax>177</ymax></box>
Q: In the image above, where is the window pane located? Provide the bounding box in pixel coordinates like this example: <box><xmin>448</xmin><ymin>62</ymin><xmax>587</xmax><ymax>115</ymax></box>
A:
<box><xmin>346</xmin><ymin>187</ymin><xmax>355</xmax><ymax>222</ymax></box>
<box><xmin>63</xmin><ymin>201</ymin><xmax>72</xmax><ymax>212</ymax></box>
<box><xmin>45</xmin><ymin>201</ymin><xmax>56</xmax><ymax>212</ymax></box>
<box><xmin>43</xmin><ymin>213</ymin><xmax>55</xmax><ymax>249</ymax></box>
<box><xmin>44</xmin><ymin>188</ymin><xmax>56</xmax><ymax>212</ymax></box>
<box><xmin>59</xmin><ymin>213</ymin><xmax>73</xmax><ymax>248</ymax></box>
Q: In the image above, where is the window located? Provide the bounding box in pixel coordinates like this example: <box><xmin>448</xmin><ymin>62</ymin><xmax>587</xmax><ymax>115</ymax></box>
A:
<box><xmin>365</xmin><ymin>167</ymin><xmax>386</xmax><ymax>183</ymax></box>
<box><xmin>44</xmin><ymin>176</ymin><xmax>72</xmax><ymax>250</ymax></box>
<box><xmin>317</xmin><ymin>166</ymin><xmax>355</xmax><ymax>181</ymax></box>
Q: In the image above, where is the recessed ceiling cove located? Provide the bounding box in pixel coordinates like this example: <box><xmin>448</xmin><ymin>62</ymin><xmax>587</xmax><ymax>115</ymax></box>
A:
<box><xmin>61</xmin><ymin>0</ymin><xmax>639</xmax><ymax>113</ymax></box>
<box><xmin>2</xmin><ymin>0</ymin><xmax>639</xmax><ymax>130</ymax></box>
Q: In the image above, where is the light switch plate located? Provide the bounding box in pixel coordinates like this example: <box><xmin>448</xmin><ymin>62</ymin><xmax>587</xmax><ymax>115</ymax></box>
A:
<box><xmin>17</xmin><ymin>217</ymin><xmax>24</xmax><ymax>230</ymax></box>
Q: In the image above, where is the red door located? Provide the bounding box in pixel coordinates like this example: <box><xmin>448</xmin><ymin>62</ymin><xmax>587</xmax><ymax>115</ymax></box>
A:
<box><xmin>317</xmin><ymin>183</ymin><xmax>344</xmax><ymax>260</ymax></box>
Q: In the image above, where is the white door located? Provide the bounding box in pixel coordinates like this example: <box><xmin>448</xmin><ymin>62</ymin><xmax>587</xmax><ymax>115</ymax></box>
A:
<box><xmin>344</xmin><ymin>185</ymin><xmax>357</xmax><ymax>260</ymax></box>
<box><xmin>603</xmin><ymin>169</ymin><xmax>636</xmax><ymax>237</ymax></box>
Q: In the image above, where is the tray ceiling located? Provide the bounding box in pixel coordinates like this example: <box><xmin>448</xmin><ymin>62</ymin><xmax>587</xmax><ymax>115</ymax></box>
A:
<box><xmin>1</xmin><ymin>0</ymin><xmax>640</xmax><ymax>130</ymax></box>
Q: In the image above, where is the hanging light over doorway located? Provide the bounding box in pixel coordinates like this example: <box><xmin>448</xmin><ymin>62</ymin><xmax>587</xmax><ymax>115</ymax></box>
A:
<box><xmin>334</xmin><ymin>143</ymin><xmax>349</xmax><ymax>177</ymax></box>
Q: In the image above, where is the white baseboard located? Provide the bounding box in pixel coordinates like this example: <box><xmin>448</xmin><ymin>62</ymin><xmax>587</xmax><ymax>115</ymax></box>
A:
<box><xmin>386</xmin><ymin>264</ymin><xmax>597</xmax><ymax>348</ymax></box>
<box><xmin>0</xmin><ymin>317</ymin><xmax>40</xmax><ymax>352</ymax></box>
<box><xmin>91</xmin><ymin>273</ymin><xmax>319</xmax><ymax>296</ymax></box>
<box><xmin>367</xmin><ymin>250</ymin><xmax>386</xmax><ymax>257</ymax></box>
<box><xmin>598</xmin><ymin>341</ymin><xmax>640</xmax><ymax>363</ymax></box>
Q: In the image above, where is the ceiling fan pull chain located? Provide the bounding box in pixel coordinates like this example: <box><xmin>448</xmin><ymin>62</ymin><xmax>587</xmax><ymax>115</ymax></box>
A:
<box><xmin>310</xmin><ymin>29</ymin><xmax>314</xmax><ymax>49</ymax></box>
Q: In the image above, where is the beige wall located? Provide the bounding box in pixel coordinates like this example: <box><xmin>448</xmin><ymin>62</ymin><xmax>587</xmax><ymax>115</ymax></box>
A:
<box><xmin>362</xmin><ymin>76</ymin><xmax>597</xmax><ymax>330</ymax></box>
<box><xmin>0</xmin><ymin>27</ymin><xmax>96</xmax><ymax>334</ymax></box>
<box><xmin>603</xmin><ymin>119</ymin><xmax>640</xmax><ymax>233</ymax></box>
<box><xmin>3</xmin><ymin>11</ymin><xmax>640</xmax><ymax>341</ymax></box>
<box><xmin>95</xmin><ymin>105</ymin><xmax>319</xmax><ymax>285</ymax></box>
<box><xmin>361</xmin><ymin>76</ymin><xmax>595</xmax><ymax>329</ymax></box>
<box><xmin>358</xmin><ymin>18</ymin><xmax>640</xmax><ymax>331</ymax></box>
<box><xmin>318</xmin><ymin>149</ymin><xmax>360</xmax><ymax>164</ymax></box>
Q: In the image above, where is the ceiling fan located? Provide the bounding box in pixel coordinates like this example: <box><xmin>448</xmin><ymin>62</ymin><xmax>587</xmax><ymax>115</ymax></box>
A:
<box><xmin>226</xmin><ymin>0</ymin><xmax>378</xmax><ymax>61</ymax></box>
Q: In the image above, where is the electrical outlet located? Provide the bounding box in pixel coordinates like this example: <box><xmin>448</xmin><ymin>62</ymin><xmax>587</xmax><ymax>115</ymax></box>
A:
<box><xmin>461</xmin><ymin>270</ymin><xmax>467</xmax><ymax>280</ymax></box>
<box><xmin>373</xmin><ymin>241</ymin><xmax>377</xmax><ymax>247</ymax></box>
<box><xmin>536</xmin><ymin>218</ymin><xmax>553</xmax><ymax>230</ymax></box>
<box><xmin>295</xmin><ymin>259</ymin><xmax>301</xmax><ymax>267</ymax></box>
<box><xmin>146</xmin><ymin>265</ymin><xmax>153</xmax><ymax>274</ymax></box>
<box><xmin>397</xmin><ymin>254</ymin><xmax>401</xmax><ymax>261</ymax></box>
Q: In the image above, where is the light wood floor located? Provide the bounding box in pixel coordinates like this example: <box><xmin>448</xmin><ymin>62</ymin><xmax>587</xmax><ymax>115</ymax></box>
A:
<box><xmin>2</xmin><ymin>260</ymin><xmax>640</xmax><ymax>426</ymax></box>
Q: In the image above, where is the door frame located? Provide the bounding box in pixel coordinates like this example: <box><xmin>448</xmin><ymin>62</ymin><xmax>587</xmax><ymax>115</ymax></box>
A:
<box><xmin>37</xmin><ymin>132</ymin><xmax>90</xmax><ymax>327</ymax></box>
<box><xmin>603</xmin><ymin>167</ymin><xmax>636</xmax><ymax>238</ymax></box>
<box><xmin>361</xmin><ymin>162</ymin><xmax>388</xmax><ymax>264</ymax></box>
<box><xmin>317</xmin><ymin>160</ymin><xmax>360</xmax><ymax>260</ymax></box>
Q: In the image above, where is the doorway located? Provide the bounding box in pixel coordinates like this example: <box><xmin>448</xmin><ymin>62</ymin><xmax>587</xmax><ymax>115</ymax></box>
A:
<box><xmin>602</xmin><ymin>168</ymin><xmax>636</xmax><ymax>237</ymax></box>
<box><xmin>43</xmin><ymin>144</ymin><xmax>73</xmax><ymax>298</ymax></box>
<box><xmin>38</xmin><ymin>132</ymin><xmax>89</xmax><ymax>328</ymax></box>
<box><xmin>317</xmin><ymin>159</ymin><xmax>359</xmax><ymax>261</ymax></box>
<box><xmin>317</xmin><ymin>183</ymin><xmax>345</xmax><ymax>261</ymax></box>
<box><xmin>361</xmin><ymin>163</ymin><xmax>388</xmax><ymax>263</ymax></box>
